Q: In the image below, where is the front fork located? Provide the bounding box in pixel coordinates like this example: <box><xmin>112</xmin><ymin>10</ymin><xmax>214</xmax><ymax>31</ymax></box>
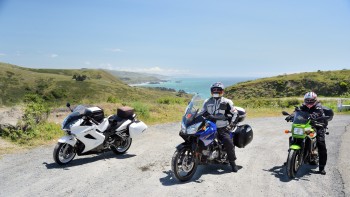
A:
<box><xmin>289</xmin><ymin>137</ymin><xmax>305</xmax><ymax>164</ymax></box>
<box><xmin>289</xmin><ymin>137</ymin><xmax>315</xmax><ymax>163</ymax></box>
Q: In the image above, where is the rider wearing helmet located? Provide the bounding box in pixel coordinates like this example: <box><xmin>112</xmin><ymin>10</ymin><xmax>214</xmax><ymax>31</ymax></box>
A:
<box><xmin>200</xmin><ymin>82</ymin><xmax>239</xmax><ymax>172</ymax></box>
<box><xmin>300</xmin><ymin>91</ymin><xmax>327</xmax><ymax>175</ymax></box>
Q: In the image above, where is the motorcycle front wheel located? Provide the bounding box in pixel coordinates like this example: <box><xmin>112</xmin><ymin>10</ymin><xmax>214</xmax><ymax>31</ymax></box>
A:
<box><xmin>171</xmin><ymin>146</ymin><xmax>198</xmax><ymax>182</ymax></box>
<box><xmin>53</xmin><ymin>143</ymin><xmax>76</xmax><ymax>165</ymax></box>
<box><xmin>286</xmin><ymin>149</ymin><xmax>302</xmax><ymax>179</ymax></box>
<box><xmin>111</xmin><ymin>137</ymin><xmax>132</xmax><ymax>155</ymax></box>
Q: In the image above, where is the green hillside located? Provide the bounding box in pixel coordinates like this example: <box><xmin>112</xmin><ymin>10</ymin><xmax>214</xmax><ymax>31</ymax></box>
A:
<box><xmin>225</xmin><ymin>70</ymin><xmax>350</xmax><ymax>99</ymax></box>
<box><xmin>0</xmin><ymin>62</ymin><xmax>185</xmax><ymax>106</ymax></box>
<box><xmin>107</xmin><ymin>70</ymin><xmax>168</xmax><ymax>84</ymax></box>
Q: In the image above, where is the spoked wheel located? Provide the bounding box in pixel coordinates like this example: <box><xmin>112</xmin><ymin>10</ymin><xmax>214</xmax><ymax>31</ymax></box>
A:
<box><xmin>53</xmin><ymin>143</ymin><xmax>76</xmax><ymax>165</ymax></box>
<box><xmin>171</xmin><ymin>146</ymin><xmax>198</xmax><ymax>182</ymax></box>
<box><xmin>286</xmin><ymin>149</ymin><xmax>302</xmax><ymax>179</ymax></box>
<box><xmin>111</xmin><ymin>137</ymin><xmax>132</xmax><ymax>155</ymax></box>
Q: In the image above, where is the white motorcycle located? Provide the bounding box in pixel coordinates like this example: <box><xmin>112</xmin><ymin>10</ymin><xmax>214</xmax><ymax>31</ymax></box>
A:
<box><xmin>53</xmin><ymin>103</ymin><xmax>148</xmax><ymax>165</ymax></box>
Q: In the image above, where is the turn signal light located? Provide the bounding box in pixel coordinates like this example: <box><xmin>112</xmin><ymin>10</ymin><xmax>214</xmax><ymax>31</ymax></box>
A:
<box><xmin>284</xmin><ymin>130</ymin><xmax>290</xmax><ymax>134</ymax></box>
<box><xmin>309</xmin><ymin>133</ymin><xmax>315</xmax><ymax>137</ymax></box>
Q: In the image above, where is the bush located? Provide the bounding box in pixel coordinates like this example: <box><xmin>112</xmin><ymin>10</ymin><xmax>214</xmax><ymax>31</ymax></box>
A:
<box><xmin>107</xmin><ymin>96</ymin><xmax>120</xmax><ymax>103</ymax></box>
<box><xmin>339</xmin><ymin>81</ymin><xmax>348</xmax><ymax>92</ymax></box>
<box><xmin>1</xmin><ymin>94</ymin><xmax>51</xmax><ymax>144</ymax></box>
<box><xmin>156</xmin><ymin>97</ymin><xmax>185</xmax><ymax>105</ymax></box>
<box><xmin>131</xmin><ymin>102</ymin><xmax>150</xmax><ymax>118</ymax></box>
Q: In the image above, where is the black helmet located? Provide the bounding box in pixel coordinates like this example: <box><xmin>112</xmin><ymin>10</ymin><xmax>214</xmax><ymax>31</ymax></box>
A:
<box><xmin>211</xmin><ymin>82</ymin><xmax>224</xmax><ymax>98</ymax></box>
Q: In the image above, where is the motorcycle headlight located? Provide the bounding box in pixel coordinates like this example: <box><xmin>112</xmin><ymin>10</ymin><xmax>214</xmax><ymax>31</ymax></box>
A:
<box><xmin>293</xmin><ymin>128</ymin><xmax>304</xmax><ymax>135</ymax></box>
<box><xmin>186</xmin><ymin>122</ymin><xmax>202</xmax><ymax>134</ymax></box>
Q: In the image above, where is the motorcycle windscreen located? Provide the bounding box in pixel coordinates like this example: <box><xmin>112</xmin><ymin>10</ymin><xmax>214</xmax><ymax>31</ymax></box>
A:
<box><xmin>292</xmin><ymin>111</ymin><xmax>310</xmax><ymax>124</ymax></box>
<box><xmin>233</xmin><ymin>124</ymin><xmax>253</xmax><ymax>148</ymax></box>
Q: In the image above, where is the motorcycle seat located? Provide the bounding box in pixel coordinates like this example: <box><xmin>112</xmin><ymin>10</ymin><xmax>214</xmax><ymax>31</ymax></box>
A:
<box><xmin>108</xmin><ymin>115</ymin><xmax>127</xmax><ymax>129</ymax></box>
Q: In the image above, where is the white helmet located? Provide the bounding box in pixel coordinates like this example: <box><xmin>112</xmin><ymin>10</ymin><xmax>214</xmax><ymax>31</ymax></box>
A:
<box><xmin>304</xmin><ymin>91</ymin><xmax>317</xmax><ymax>108</ymax></box>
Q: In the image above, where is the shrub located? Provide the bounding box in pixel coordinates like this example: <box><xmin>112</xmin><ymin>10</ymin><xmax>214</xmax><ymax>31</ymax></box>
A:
<box><xmin>339</xmin><ymin>81</ymin><xmax>348</xmax><ymax>92</ymax></box>
<box><xmin>156</xmin><ymin>97</ymin><xmax>185</xmax><ymax>105</ymax></box>
<box><xmin>131</xmin><ymin>102</ymin><xmax>150</xmax><ymax>118</ymax></box>
<box><xmin>107</xmin><ymin>96</ymin><xmax>120</xmax><ymax>103</ymax></box>
<box><xmin>1</xmin><ymin>94</ymin><xmax>51</xmax><ymax>144</ymax></box>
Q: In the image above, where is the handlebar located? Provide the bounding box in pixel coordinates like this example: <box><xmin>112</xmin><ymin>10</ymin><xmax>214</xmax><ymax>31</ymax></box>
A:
<box><xmin>87</xmin><ymin>116</ymin><xmax>100</xmax><ymax>125</ymax></box>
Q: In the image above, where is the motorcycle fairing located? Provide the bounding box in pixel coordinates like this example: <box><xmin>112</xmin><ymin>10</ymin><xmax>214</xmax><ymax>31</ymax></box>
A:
<box><xmin>58</xmin><ymin>135</ymin><xmax>78</xmax><ymax>146</ymax></box>
<box><xmin>196</xmin><ymin>120</ymin><xmax>217</xmax><ymax>146</ymax></box>
<box><xmin>116</xmin><ymin>119</ymin><xmax>132</xmax><ymax>132</ymax></box>
<box><xmin>71</xmin><ymin>125</ymin><xmax>106</xmax><ymax>153</ymax></box>
<box><xmin>290</xmin><ymin>144</ymin><xmax>301</xmax><ymax>150</ymax></box>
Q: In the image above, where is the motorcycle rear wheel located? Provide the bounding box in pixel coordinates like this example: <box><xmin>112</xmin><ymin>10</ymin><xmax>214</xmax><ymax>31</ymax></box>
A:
<box><xmin>286</xmin><ymin>149</ymin><xmax>301</xmax><ymax>179</ymax></box>
<box><xmin>111</xmin><ymin>137</ymin><xmax>132</xmax><ymax>155</ymax></box>
<box><xmin>53</xmin><ymin>143</ymin><xmax>76</xmax><ymax>165</ymax></box>
<box><xmin>171</xmin><ymin>146</ymin><xmax>198</xmax><ymax>182</ymax></box>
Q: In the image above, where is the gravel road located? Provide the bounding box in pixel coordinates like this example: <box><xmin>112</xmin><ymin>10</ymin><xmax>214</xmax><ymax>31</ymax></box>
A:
<box><xmin>1</xmin><ymin>115</ymin><xmax>349</xmax><ymax>197</ymax></box>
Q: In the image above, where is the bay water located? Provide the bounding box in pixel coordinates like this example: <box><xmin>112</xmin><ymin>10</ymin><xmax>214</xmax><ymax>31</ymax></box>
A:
<box><xmin>137</xmin><ymin>77</ymin><xmax>255</xmax><ymax>98</ymax></box>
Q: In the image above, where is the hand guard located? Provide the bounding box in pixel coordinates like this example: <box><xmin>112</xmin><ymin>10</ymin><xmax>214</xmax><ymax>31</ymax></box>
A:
<box><xmin>285</xmin><ymin>116</ymin><xmax>293</xmax><ymax>122</ymax></box>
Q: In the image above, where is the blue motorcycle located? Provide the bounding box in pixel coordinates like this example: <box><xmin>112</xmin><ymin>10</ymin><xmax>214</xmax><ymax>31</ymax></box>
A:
<box><xmin>171</xmin><ymin>94</ymin><xmax>253</xmax><ymax>182</ymax></box>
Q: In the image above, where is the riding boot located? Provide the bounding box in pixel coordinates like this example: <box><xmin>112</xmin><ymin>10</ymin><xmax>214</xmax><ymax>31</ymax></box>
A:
<box><xmin>230</xmin><ymin>161</ymin><xmax>238</xmax><ymax>173</ymax></box>
<box><xmin>319</xmin><ymin>165</ymin><xmax>326</xmax><ymax>175</ymax></box>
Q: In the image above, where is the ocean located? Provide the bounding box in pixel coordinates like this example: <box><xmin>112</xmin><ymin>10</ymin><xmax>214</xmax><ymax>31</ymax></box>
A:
<box><xmin>136</xmin><ymin>77</ymin><xmax>255</xmax><ymax>98</ymax></box>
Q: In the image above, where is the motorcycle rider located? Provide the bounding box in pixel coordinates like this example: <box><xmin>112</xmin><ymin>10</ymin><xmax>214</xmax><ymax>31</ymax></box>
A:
<box><xmin>301</xmin><ymin>92</ymin><xmax>328</xmax><ymax>175</ymax></box>
<box><xmin>286</xmin><ymin>91</ymin><xmax>327</xmax><ymax>175</ymax></box>
<box><xmin>200</xmin><ymin>82</ymin><xmax>239</xmax><ymax>172</ymax></box>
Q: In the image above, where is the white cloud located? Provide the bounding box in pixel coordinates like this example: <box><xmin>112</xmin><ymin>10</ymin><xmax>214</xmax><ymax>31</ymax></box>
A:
<box><xmin>105</xmin><ymin>48</ymin><xmax>122</xmax><ymax>52</ymax></box>
<box><xmin>85</xmin><ymin>61</ymin><xmax>91</xmax><ymax>65</ymax></box>
<box><xmin>50</xmin><ymin>54</ymin><xmax>58</xmax><ymax>58</ymax></box>
<box><xmin>118</xmin><ymin>66</ymin><xmax>190</xmax><ymax>76</ymax></box>
<box><xmin>98</xmin><ymin>63</ymin><xmax>113</xmax><ymax>70</ymax></box>
<box><xmin>0</xmin><ymin>53</ymin><xmax>6</xmax><ymax>56</ymax></box>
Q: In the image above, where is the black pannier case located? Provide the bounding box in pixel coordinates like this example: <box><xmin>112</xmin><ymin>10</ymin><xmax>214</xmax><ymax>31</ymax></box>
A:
<box><xmin>322</xmin><ymin>106</ymin><xmax>334</xmax><ymax>121</ymax></box>
<box><xmin>234</xmin><ymin>124</ymin><xmax>253</xmax><ymax>148</ymax></box>
<box><xmin>91</xmin><ymin>109</ymin><xmax>104</xmax><ymax>123</ymax></box>
<box><xmin>117</xmin><ymin>106</ymin><xmax>135</xmax><ymax>119</ymax></box>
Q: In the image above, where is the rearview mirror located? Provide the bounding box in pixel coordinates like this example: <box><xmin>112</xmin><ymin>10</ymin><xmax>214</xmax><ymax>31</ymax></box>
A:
<box><xmin>282</xmin><ymin>111</ymin><xmax>290</xmax><ymax>116</ymax></box>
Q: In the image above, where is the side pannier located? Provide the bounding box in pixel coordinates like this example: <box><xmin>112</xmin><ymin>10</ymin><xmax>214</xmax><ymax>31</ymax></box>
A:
<box><xmin>233</xmin><ymin>124</ymin><xmax>253</xmax><ymax>148</ymax></box>
<box><xmin>322</xmin><ymin>106</ymin><xmax>334</xmax><ymax>121</ymax></box>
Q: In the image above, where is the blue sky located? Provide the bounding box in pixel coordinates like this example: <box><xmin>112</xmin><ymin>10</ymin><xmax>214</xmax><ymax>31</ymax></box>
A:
<box><xmin>0</xmin><ymin>0</ymin><xmax>349</xmax><ymax>77</ymax></box>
